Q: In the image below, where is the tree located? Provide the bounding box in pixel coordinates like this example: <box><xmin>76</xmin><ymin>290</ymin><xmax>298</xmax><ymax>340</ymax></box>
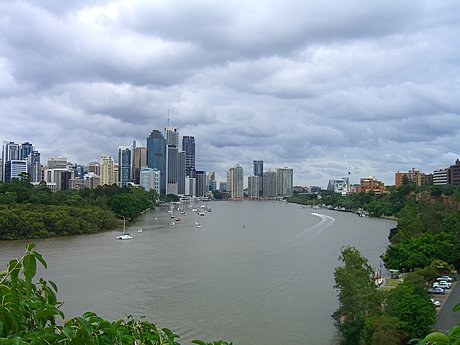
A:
<box><xmin>334</xmin><ymin>246</ymin><xmax>382</xmax><ymax>345</ymax></box>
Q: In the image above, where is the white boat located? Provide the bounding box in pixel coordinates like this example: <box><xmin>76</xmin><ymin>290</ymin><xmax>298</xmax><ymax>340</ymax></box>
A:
<box><xmin>117</xmin><ymin>233</ymin><xmax>133</xmax><ymax>240</ymax></box>
<box><xmin>117</xmin><ymin>217</ymin><xmax>133</xmax><ymax>240</ymax></box>
<box><xmin>196</xmin><ymin>223</ymin><xmax>202</xmax><ymax>228</ymax></box>
<box><xmin>138</xmin><ymin>228</ymin><xmax>143</xmax><ymax>233</ymax></box>
<box><xmin>169</xmin><ymin>221</ymin><xmax>175</xmax><ymax>227</ymax></box>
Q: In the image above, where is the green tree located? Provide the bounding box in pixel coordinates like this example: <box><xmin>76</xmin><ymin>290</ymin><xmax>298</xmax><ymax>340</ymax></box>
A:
<box><xmin>334</xmin><ymin>246</ymin><xmax>382</xmax><ymax>345</ymax></box>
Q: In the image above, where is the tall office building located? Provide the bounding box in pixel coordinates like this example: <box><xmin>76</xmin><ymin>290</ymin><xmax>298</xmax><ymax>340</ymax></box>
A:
<box><xmin>4</xmin><ymin>160</ymin><xmax>28</xmax><ymax>181</ymax></box>
<box><xmin>132</xmin><ymin>147</ymin><xmax>147</xmax><ymax>184</ymax></box>
<box><xmin>228</xmin><ymin>164</ymin><xmax>244</xmax><ymax>199</ymax></box>
<box><xmin>140</xmin><ymin>167</ymin><xmax>161</xmax><ymax>195</ymax></box>
<box><xmin>165</xmin><ymin>122</ymin><xmax>179</xmax><ymax>147</ymax></box>
<box><xmin>248</xmin><ymin>176</ymin><xmax>260</xmax><ymax>199</ymax></box>
<box><xmin>100</xmin><ymin>155</ymin><xmax>115</xmax><ymax>186</ymax></box>
<box><xmin>86</xmin><ymin>161</ymin><xmax>100</xmax><ymax>176</ymax></box>
<box><xmin>177</xmin><ymin>151</ymin><xmax>186</xmax><ymax>194</ymax></box>
<box><xmin>207</xmin><ymin>171</ymin><xmax>216</xmax><ymax>192</ymax></box>
<box><xmin>28</xmin><ymin>151</ymin><xmax>41</xmax><ymax>182</ymax></box>
<box><xmin>185</xmin><ymin>176</ymin><xmax>196</xmax><ymax>197</ymax></box>
<box><xmin>20</xmin><ymin>142</ymin><xmax>34</xmax><ymax>160</ymax></box>
<box><xmin>118</xmin><ymin>146</ymin><xmax>132</xmax><ymax>187</ymax></box>
<box><xmin>276</xmin><ymin>167</ymin><xmax>294</xmax><ymax>197</ymax></box>
<box><xmin>164</xmin><ymin>122</ymin><xmax>180</xmax><ymax>195</ymax></box>
<box><xmin>195</xmin><ymin>170</ymin><xmax>207</xmax><ymax>197</ymax></box>
<box><xmin>147</xmin><ymin>130</ymin><xmax>166</xmax><ymax>195</ymax></box>
<box><xmin>182</xmin><ymin>136</ymin><xmax>195</xmax><ymax>177</ymax></box>
<box><xmin>2</xmin><ymin>141</ymin><xmax>20</xmax><ymax>182</ymax></box>
<box><xmin>253</xmin><ymin>160</ymin><xmax>263</xmax><ymax>197</ymax></box>
<box><xmin>263</xmin><ymin>171</ymin><xmax>277</xmax><ymax>198</ymax></box>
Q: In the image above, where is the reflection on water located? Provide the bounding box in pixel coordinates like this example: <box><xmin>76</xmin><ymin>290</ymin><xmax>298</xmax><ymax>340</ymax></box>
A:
<box><xmin>0</xmin><ymin>201</ymin><xmax>394</xmax><ymax>345</ymax></box>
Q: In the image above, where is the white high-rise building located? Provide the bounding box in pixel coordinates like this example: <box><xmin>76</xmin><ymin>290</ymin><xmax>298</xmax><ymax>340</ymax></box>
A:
<box><xmin>2</xmin><ymin>141</ymin><xmax>20</xmax><ymax>182</ymax></box>
<box><xmin>140</xmin><ymin>167</ymin><xmax>161</xmax><ymax>195</ymax></box>
<box><xmin>248</xmin><ymin>176</ymin><xmax>259</xmax><ymax>199</ymax></box>
<box><xmin>228</xmin><ymin>164</ymin><xmax>244</xmax><ymax>199</ymax></box>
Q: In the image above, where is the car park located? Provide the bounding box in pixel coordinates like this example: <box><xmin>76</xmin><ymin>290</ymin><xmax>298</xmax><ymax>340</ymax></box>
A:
<box><xmin>428</xmin><ymin>287</ymin><xmax>445</xmax><ymax>294</ymax></box>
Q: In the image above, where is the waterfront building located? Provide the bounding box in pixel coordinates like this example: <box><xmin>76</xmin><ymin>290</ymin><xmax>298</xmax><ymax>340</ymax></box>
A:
<box><xmin>207</xmin><ymin>172</ymin><xmax>216</xmax><ymax>192</ymax></box>
<box><xmin>263</xmin><ymin>170</ymin><xmax>277</xmax><ymax>198</ymax></box>
<box><xmin>185</xmin><ymin>176</ymin><xmax>196</xmax><ymax>197</ymax></box>
<box><xmin>140</xmin><ymin>167</ymin><xmax>161</xmax><ymax>195</ymax></box>
<box><xmin>177</xmin><ymin>151</ymin><xmax>186</xmax><ymax>194</ymax></box>
<box><xmin>118</xmin><ymin>146</ymin><xmax>132</xmax><ymax>187</ymax></box>
<box><xmin>132</xmin><ymin>147</ymin><xmax>147</xmax><ymax>184</ymax></box>
<box><xmin>327</xmin><ymin>178</ymin><xmax>349</xmax><ymax>196</ymax></box>
<box><xmin>395</xmin><ymin>168</ymin><xmax>432</xmax><ymax>187</ymax></box>
<box><xmin>166</xmin><ymin>145</ymin><xmax>179</xmax><ymax>194</ymax></box>
<box><xmin>4</xmin><ymin>160</ymin><xmax>28</xmax><ymax>181</ymax></box>
<box><xmin>228</xmin><ymin>165</ymin><xmax>244</xmax><ymax>199</ymax></box>
<box><xmin>100</xmin><ymin>155</ymin><xmax>115</xmax><ymax>186</ymax></box>
<box><xmin>47</xmin><ymin>157</ymin><xmax>67</xmax><ymax>169</ymax></box>
<box><xmin>433</xmin><ymin>167</ymin><xmax>449</xmax><ymax>185</ymax></box>
<box><xmin>195</xmin><ymin>170</ymin><xmax>207</xmax><ymax>197</ymax></box>
<box><xmin>182</xmin><ymin>136</ymin><xmax>195</xmax><ymax>178</ymax></box>
<box><xmin>276</xmin><ymin>167</ymin><xmax>294</xmax><ymax>197</ymax></box>
<box><xmin>450</xmin><ymin>159</ymin><xmax>460</xmax><ymax>185</ymax></box>
<box><xmin>147</xmin><ymin>130</ymin><xmax>166</xmax><ymax>195</ymax></box>
<box><xmin>219</xmin><ymin>181</ymin><xmax>228</xmax><ymax>192</ymax></box>
<box><xmin>358</xmin><ymin>176</ymin><xmax>386</xmax><ymax>193</ymax></box>
<box><xmin>253</xmin><ymin>160</ymin><xmax>263</xmax><ymax>197</ymax></box>
<box><xmin>248</xmin><ymin>176</ymin><xmax>260</xmax><ymax>199</ymax></box>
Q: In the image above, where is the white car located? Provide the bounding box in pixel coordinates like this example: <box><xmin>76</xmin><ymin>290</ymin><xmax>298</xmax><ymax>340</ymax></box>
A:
<box><xmin>433</xmin><ymin>281</ymin><xmax>451</xmax><ymax>289</ymax></box>
<box><xmin>430</xmin><ymin>299</ymin><xmax>441</xmax><ymax>307</ymax></box>
<box><xmin>437</xmin><ymin>276</ymin><xmax>454</xmax><ymax>282</ymax></box>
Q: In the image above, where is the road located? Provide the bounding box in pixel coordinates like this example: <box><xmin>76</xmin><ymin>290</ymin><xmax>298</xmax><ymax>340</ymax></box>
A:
<box><xmin>434</xmin><ymin>275</ymin><xmax>460</xmax><ymax>332</ymax></box>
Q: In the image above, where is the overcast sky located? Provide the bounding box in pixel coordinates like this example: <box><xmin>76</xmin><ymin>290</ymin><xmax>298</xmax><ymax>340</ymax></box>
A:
<box><xmin>1</xmin><ymin>0</ymin><xmax>459</xmax><ymax>187</ymax></box>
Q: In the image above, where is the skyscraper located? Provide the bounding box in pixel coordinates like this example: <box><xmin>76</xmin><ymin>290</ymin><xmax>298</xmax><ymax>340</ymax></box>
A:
<box><xmin>263</xmin><ymin>171</ymin><xmax>277</xmax><ymax>198</ymax></box>
<box><xmin>165</xmin><ymin>122</ymin><xmax>180</xmax><ymax>195</ymax></box>
<box><xmin>182</xmin><ymin>136</ymin><xmax>195</xmax><ymax>177</ymax></box>
<box><xmin>228</xmin><ymin>164</ymin><xmax>244</xmax><ymax>199</ymax></box>
<box><xmin>118</xmin><ymin>146</ymin><xmax>132</xmax><ymax>187</ymax></box>
<box><xmin>100</xmin><ymin>155</ymin><xmax>115</xmax><ymax>186</ymax></box>
<box><xmin>195</xmin><ymin>170</ymin><xmax>207</xmax><ymax>197</ymax></box>
<box><xmin>2</xmin><ymin>141</ymin><xmax>20</xmax><ymax>182</ymax></box>
<box><xmin>132</xmin><ymin>147</ymin><xmax>147</xmax><ymax>184</ymax></box>
<box><xmin>28</xmin><ymin>151</ymin><xmax>41</xmax><ymax>183</ymax></box>
<box><xmin>20</xmin><ymin>142</ymin><xmax>34</xmax><ymax>160</ymax></box>
<box><xmin>276</xmin><ymin>167</ymin><xmax>294</xmax><ymax>197</ymax></box>
<box><xmin>177</xmin><ymin>151</ymin><xmax>186</xmax><ymax>195</ymax></box>
<box><xmin>248</xmin><ymin>176</ymin><xmax>259</xmax><ymax>199</ymax></box>
<box><xmin>147</xmin><ymin>130</ymin><xmax>166</xmax><ymax>195</ymax></box>
<box><xmin>253</xmin><ymin>160</ymin><xmax>263</xmax><ymax>197</ymax></box>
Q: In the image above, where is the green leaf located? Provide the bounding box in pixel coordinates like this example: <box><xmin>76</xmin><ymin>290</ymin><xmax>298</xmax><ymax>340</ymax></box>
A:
<box><xmin>453</xmin><ymin>302</ymin><xmax>460</xmax><ymax>312</ymax></box>
<box><xmin>23</xmin><ymin>253</ymin><xmax>37</xmax><ymax>280</ymax></box>
<box><xmin>7</xmin><ymin>259</ymin><xmax>20</xmax><ymax>284</ymax></box>
<box><xmin>32</xmin><ymin>251</ymin><xmax>47</xmax><ymax>269</ymax></box>
<box><xmin>192</xmin><ymin>341</ymin><xmax>208</xmax><ymax>345</ymax></box>
<box><xmin>26</xmin><ymin>243</ymin><xmax>36</xmax><ymax>252</ymax></box>
<box><xmin>76</xmin><ymin>316</ymin><xmax>94</xmax><ymax>337</ymax></box>
<box><xmin>423</xmin><ymin>331</ymin><xmax>449</xmax><ymax>344</ymax></box>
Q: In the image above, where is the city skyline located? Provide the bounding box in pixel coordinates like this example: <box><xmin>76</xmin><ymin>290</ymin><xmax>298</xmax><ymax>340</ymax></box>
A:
<box><xmin>0</xmin><ymin>1</ymin><xmax>459</xmax><ymax>186</ymax></box>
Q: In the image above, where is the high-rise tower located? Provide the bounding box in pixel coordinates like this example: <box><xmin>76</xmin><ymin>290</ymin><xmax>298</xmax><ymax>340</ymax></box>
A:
<box><xmin>253</xmin><ymin>160</ymin><xmax>263</xmax><ymax>197</ymax></box>
<box><xmin>182</xmin><ymin>136</ymin><xmax>195</xmax><ymax>177</ymax></box>
<box><xmin>118</xmin><ymin>146</ymin><xmax>132</xmax><ymax>187</ymax></box>
<box><xmin>147</xmin><ymin>130</ymin><xmax>166</xmax><ymax>195</ymax></box>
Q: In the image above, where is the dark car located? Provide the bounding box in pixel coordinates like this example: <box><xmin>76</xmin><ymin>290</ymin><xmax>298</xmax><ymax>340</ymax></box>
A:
<box><xmin>428</xmin><ymin>287</ymin><xmax>445</xmax><ymax>294</ymax></box>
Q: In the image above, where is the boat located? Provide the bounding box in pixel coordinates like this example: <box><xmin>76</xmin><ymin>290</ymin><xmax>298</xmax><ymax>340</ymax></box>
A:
<box><xmin>198</xmin><ymin>211</ymin><xmax>205</xmax><ymax>216</ymax></box>
<box><xmin>169</xmin><ymin>221</ymin><xmax>175</xmax><ymax>227</ymax></box>
<box><xmin>196</xmin><ymin>223</ymin><xmax>202</xmax><ymax>228</ymax></box>
<box><xmin>138</xmin><ymin>228</ymin><xmax>143</xmax><ymax>233</ymax></box>
<box><xmin>117</xmin><ymin>217</ymin><xmax>133</xmax><ymax>240</ymax></box>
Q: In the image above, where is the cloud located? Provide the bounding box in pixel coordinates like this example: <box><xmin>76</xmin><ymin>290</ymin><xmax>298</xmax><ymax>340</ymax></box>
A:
<box><xmin>0</xmin><ymin>0</ymin><xmax>459</xmax><ymax>187</ymax></box>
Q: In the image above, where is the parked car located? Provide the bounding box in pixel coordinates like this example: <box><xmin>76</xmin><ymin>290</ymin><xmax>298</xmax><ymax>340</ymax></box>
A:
<box><xmin>433</xmin><ymin>281</ymin><xmax>451</xmax><ymax>289</ymax></box>
<box><xmin>430</xmin><ymin>298</ymin><xmax>441</xmax><ymax>307</ymax></box>
<box><xmin>428</xmin><ymin>287</ymin><xmax>445</xmax><ymax>294</ymax></box>
<box><xmin>437</xmin><ymin>276</ymin><xmax>454</xmax><ymax>282</ymax></box>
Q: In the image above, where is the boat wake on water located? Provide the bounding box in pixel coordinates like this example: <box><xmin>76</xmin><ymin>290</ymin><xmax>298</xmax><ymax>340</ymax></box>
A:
<box><xmin>284</xmin><ymin>212</ymin><xmax>335</xmax><ymax>246</ymax></box>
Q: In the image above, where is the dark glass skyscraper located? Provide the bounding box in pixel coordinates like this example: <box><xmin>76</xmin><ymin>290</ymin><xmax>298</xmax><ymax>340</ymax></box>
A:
<box><xmin>182</xmin><ymin>136</ymin><xmax>195</xmax><ymax>177</ymax></box>
<box><xmin>253</xmin><ymin>160</ymin><xmax>264</xmax><ymax>197</ymax></box>
<box><xmin>118</xmin><ymin>146</ymin><xmax>132</xmax><ymax>187</ymax></box>
<box><xmin>147</xmin><ymin>130</ymin><xmax>166</xmax><ymax>195</ymax></box>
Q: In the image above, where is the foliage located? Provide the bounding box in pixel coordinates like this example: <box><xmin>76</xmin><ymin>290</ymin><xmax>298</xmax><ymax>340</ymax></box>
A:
<box><xmin>415</xmin><ymin>302</ymin><xmax>460</xmax><ymax>345</ymax></box>
<box><xmin>385</xmin><ymin>281</ymin><xmax>436</xmax><ymax>340</ymax></box>
<box><xmin>0</xmin><ymin>245</ymin><xmax>231</xmax><ymax>345</ymax></box>
<box><xmin>0</xmin><ymin>181</ymin><xmax>157</xmax><ymax>240</ymax></box>
<box><xmin>334</xmin><ymin>246</ymin><xmax>382</xmax><ymax>345</ymax></box>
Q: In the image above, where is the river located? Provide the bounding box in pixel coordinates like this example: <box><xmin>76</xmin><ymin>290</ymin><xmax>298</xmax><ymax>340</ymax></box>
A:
<box><xmin>0</xmin><ymin>201</ymin><xmax>394</xmax><ymax>344</ymax></box>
